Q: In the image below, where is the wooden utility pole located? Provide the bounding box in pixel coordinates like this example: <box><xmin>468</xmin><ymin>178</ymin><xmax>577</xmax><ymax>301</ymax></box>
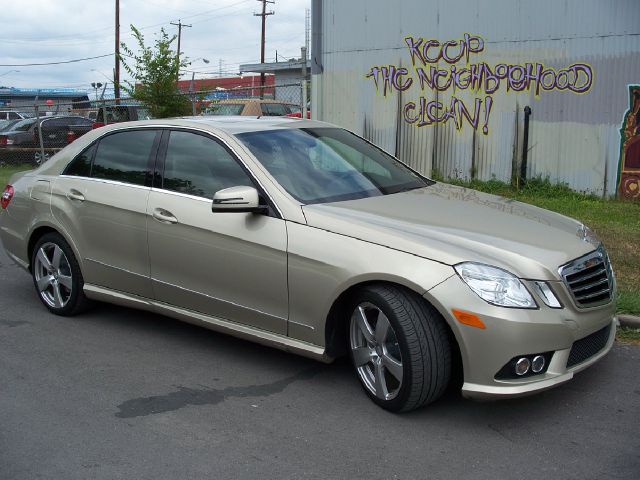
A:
<box><xmin>171</xmin><ymin>20</ymin><xmax>192</xmax><ymax>82</ymax></box>
<box><xmin>114</xmin><ymin>0</ymin><xmax>120</xmax><ymax>103</ymax></box>
<box><xmin>254</xmin><ymin>0</ymin><xmax>274</xmax><ymax>95</ymax></box>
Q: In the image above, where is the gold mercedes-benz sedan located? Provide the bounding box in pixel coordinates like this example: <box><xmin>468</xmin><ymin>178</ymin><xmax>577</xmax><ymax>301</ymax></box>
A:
<box><xmin>0</xmin><ymin>117</ymin><xmax>617</xmax><ymax>412</ymax></box>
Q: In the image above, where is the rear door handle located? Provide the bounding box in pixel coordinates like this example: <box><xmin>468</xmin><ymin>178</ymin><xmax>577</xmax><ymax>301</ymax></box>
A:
<box><xmin>152</xmin><ymin>208</ymin><xmax>178</xmax><ymax>224</ymax></box>
<box><xmin>67</xmin><ymin>189</ymin><xmax>85</xmax><ymax>202</ymax></box>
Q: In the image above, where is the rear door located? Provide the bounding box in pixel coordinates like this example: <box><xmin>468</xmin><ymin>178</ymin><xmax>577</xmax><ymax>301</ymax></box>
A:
<box><xmin>51</xmin><ymin>128</ymin><xmax>161</xmax><ymax>298</ymax></box>
<box><xmin>146</xmin><ymin>129</ymin><xmax>288</xmax><ymax>334</ymax></box>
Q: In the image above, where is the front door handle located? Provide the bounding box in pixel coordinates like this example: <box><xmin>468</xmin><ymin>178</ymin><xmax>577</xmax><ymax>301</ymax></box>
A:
<box><xmin>67</xmin><ymin>189</ymin><xmax>85</xmax><ymax>202</ymax></box>
<box><xmin>152</xmin><ymin>208</ymin><xmax>178</xmax><ymax>224</ymax></box>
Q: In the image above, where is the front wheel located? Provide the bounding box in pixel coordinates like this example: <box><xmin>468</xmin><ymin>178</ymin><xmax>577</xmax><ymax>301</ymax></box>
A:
<box><xmin>348</xmin><ymin>284</ymin><xmax>451</xmax><ymax>412</ymax></box>
<box><xmin>31</xmin><ymin>232</ymin><xmax>91</xmax><ymax>316</ymax></box>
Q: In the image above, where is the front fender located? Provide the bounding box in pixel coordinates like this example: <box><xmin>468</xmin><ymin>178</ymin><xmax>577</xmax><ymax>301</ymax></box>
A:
<box><xmin>286</xmin><ymin>221</ymin><xmax>454</xmax><ymax>346</ymax></box>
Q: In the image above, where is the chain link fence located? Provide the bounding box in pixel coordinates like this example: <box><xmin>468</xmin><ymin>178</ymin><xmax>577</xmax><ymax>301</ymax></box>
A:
<box><xmin>0</xmin><ymin>82</ymin><xmax>308</xmax><ymax>167</ymax></box>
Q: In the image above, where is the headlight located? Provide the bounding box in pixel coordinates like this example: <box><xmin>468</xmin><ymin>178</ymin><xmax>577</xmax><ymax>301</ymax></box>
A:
<box><xmin>454</xmin><ymin>263</ymin><xmax>537</xmax><ymax>308</ymax></box>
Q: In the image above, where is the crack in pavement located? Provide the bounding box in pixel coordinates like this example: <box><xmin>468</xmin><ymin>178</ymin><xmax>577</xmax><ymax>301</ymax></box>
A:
<box><xmin>115</xmin><ymin>366</ymin><xmax>322</xmax><ymax>418</ymax></box>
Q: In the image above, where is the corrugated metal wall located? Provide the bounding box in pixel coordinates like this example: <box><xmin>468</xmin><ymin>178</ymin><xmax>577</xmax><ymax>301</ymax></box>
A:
<box><xmin>313</xmin><ymin>0</ymin><xmax>640</xmax><ymax>196</ymax></box>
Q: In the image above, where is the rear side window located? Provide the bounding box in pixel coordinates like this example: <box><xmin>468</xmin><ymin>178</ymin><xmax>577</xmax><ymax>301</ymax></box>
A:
<box><xmin>162</xmin><ymin>130</ymin><xmax>254</xmax><ymax>198</ymax></box>
<box><xmin>65</xmin><ymin>144</ymin><xmax>96</xmax><ymax>177</ymax></box>
<box><xmin>91</xmin><ymin>130</ymin><xmax>157</xmax><ymax>186</ymax></box>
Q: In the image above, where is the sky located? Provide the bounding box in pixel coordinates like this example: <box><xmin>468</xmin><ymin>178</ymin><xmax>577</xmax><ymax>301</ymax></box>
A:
<box><xmin>0</xmin><ymin>0</ymin><xmax>310</xmax><ymax>96</ymax></box>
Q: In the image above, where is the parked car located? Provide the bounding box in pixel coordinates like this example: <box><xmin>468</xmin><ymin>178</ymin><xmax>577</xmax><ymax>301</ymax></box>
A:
<box><xmin>0</xmin><ymin>110</ymin><xmax>32</xmax><ymax>121</ymax></box>
<box><xmin>0</xmin><ymin>117</ymin><xmax>616</xmax><ymax>412</ymax></box>
<box><xmin>0</xmin><ymin>115</ymin><xmax>93</xmax><ymax>164</ymax></box>
<box><xmin>286</xmin><ymin>104</ymin><xmax>311</xmax><ymax>119</ymax></box>
<box><xmin>203</xmin><ymin>99</ymin><xmax>301</xmax><ymax>117</ymax></box>
<box><xmin>91</xmin><ymin>105</ymin><xmax>150</xmax><ymax>129</ymax></box>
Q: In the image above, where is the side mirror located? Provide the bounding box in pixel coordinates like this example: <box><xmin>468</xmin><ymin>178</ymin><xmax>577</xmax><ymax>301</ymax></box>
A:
<box><xmin>211</xmin><ymin>186</ymin><xmax>267</xmax><ymax>214</ymax></box>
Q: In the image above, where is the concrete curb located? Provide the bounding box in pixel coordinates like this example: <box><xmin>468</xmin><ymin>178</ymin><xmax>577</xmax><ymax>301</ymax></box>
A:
<box><xmin>618</xmin><ymin>315</ymin><xmax>640</xmax><ymax>329</ymax></box>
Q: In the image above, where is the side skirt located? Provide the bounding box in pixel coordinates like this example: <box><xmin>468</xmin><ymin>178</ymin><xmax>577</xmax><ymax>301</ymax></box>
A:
<box><xmin>83</xmin><ymin>283</ymin><xmax>333</xmax><ymax>363</ymax></box>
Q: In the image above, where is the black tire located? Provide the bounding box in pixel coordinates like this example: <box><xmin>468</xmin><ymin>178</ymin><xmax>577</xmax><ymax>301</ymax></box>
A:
<box><xmin>31</xmin><ymin>232</ymin><xmax>91</xmax><ymax>316</ymax></box>
<box><xmin>348</xmin><ymin>284</ymin><xmax>451</xmax><ymax>412</ymax></box>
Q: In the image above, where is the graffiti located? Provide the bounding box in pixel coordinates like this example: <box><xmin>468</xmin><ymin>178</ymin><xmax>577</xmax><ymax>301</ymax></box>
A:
<box><xmin>618</xmin><ymin>85</ymin><xmax>640</xmax><ymax>200</ymax></box>
<box><xmin>365</xmin><ymin>34</ymin><xmax>594</xmax><ymax>134</ymax></box>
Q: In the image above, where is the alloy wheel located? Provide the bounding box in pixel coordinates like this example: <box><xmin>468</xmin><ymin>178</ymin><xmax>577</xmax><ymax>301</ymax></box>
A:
<box><xmin>33</xmin><ymin>242</ymin><xmax>73</xmax><ymax>309</ymax></box>
<box><xmin>349</xmin><ymin>302</ymin><xmax>404</xmax><ymax>401</ymax></box>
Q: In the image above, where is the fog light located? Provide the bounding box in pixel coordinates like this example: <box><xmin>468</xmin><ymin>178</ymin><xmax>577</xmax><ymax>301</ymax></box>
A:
<box><xmin>515</xmin><ymin>357</ymin><xmax>530</xmax><ymax>376</ymax></box>
<box><xmin>532</xmin><ymin>355</ymin><xmax>545</xmax><ymax>373</ymax></box>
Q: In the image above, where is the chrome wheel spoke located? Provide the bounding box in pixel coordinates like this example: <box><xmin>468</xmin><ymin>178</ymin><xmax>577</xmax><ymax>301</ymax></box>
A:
<box><xmin>57</xmin><ymin>274</ymin><xmax>73</xmax><ymax>290</ymax></box>
<box><xmin>52</xmin><ymin>282</ymin><xmax>64</xmax><ymax>308</ymax></box>
<box><xmin>37</xmin><ymin>275</ymin><xmax>53</xmax><ymax>292</ymax></box>
<box><xmin>51</xmin><ymin>245</ymin><xmax>63</xmax><ymax>270</ymax></box>
<box><xmin>350</xmin><ymin>301</ymin><xmax>404</xmax><ymax>402</ymax></box>
<box><xmin>355</xmin><ymin>306</ymin><xmax>375</xmax><ymax>344</ymax></box>
<box><xmin>36</xmin><ymin>248</ymin><xmax>53</xmax><ymax>271</ymax></box>
<box><xmin>382</xmin><ymin>353</ymin><xmax>403</xmax><ymax>383</ymax></box>
<box><xmin>373</xmin><ymin>360</ymin><xmax>388</xmax><ymax>399</ymax></box>
<box><xmin>352</xmin><ymin>346</ymin><xmax>372</xmax><ymax>367</ymax></box>
<box><xmin>375</xmin><ymin>312</ymin><xmax>390</xmax><ymax>344</ymax></box>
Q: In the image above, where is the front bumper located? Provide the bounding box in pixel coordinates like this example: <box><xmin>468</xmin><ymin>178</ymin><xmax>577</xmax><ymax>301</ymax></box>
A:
<box><xmin>425</xmin><ymin>274</ymin><xmax>617</xmax><ymax>400</ymax></box>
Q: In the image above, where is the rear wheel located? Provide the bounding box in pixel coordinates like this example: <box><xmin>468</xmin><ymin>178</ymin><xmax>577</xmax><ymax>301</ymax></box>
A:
<box><xmin>348</xmin><ymin>284</ymin><xmax>451</xmax><ymax>412</ymax></box>
<box><xmin>31</xmin><ymin>233</ymin><xmax>90</xmax><ymax>316</ymax></box>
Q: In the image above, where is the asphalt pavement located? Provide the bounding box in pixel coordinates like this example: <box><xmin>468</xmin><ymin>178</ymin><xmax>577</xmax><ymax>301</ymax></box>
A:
<box><xmin>1</xmin><ymin>247</ymin><xmax>639</xmax><ymax>480</ymax></box>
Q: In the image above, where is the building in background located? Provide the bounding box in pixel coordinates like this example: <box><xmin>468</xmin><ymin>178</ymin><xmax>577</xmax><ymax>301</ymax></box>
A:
<box><xmin>240</xmin><ymin>57</ymin><xmax>311</xmax><ymax>105</ymax></box>
<box><xmin>176</xmin><ymin>74</ymin><xmax>275</xmax><ymax>100</ymax></box>
<box><xmin>0</xmin><ymin>87</ymin><xmax>90</xmax><ymax>112</ymax></box>
<box><xmin>311</xmin><ymin>0</ymin><xmax>640</xmax><ymax>199</ymax></box>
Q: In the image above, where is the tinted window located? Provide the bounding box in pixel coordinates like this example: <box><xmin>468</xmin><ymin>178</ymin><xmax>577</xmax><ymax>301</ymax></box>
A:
<box><xmin>69</xmin><ymin>117</ymin><xmax>92</xmax><ymax>126</ymax></box>
<box><xmin>238</xmin><ymin>128</ymin><xmax>430</xmax><ymax>204</ymax></box>
<box><xmin>260</xmin><ymin>103</ymin><xmax>292</xmax><ymax>116</ymax></box>
<box><xmin>64</xmin><ymin>143</ymin><xmax>96</xmax><ymax>177</ymax></box>
<box><xmin>8</xmin><ymin>112</ymin><xmax>20</xmax><ymax>120</ymax></box>
<box><xmin>163</xmin><ymin>131</ymin><xmax>253</xmax><ymax>198</ymax></box>
<box><xmin>92</xmin><ymin>130</ymin><xmax>156</xmax><ymax>186</ymax></box>
<box><xmin>41</xmin><ymin>118</ymin><xmax>70</xmax><ymax>129</ymax></box>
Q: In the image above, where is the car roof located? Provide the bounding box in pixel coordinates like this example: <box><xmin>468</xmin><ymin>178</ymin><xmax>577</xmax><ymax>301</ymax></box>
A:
<box><xmin>95</xmin><ymin>116</ymin><xmax>335</xmax><ymax>135</ymax></box>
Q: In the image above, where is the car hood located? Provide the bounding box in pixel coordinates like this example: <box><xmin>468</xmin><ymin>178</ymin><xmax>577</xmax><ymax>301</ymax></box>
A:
<box><xmin>301</xmin><ymin>183</ymin><xmax>596</xmax><ymax>280</ymax></box>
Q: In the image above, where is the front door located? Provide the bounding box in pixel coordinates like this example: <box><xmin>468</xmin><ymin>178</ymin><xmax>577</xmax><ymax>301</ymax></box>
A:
<box><xmin>146</xmin><ymin>129</ymin><xmax>288</xmax><ymax>335</ymax></box>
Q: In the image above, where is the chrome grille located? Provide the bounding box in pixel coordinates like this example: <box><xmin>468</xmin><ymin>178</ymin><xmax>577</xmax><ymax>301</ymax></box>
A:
<box><xmin>559</xmin><ymin>246</ymin><xmax>614</xmax><ymax>308</ymax></box>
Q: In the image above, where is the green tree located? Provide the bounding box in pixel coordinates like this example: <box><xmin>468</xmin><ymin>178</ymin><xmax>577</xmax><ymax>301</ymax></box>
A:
<box><xmin>119</xmin><ymin>25</ymin><xmax>191</xmax><ymax>118</ymax></box>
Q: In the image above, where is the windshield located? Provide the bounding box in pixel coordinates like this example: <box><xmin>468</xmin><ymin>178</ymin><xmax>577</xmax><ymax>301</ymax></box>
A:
<box><xmin>238</xmin><ymin>127</ymin><xmax>432</xmax><ymax>204</ymax></box>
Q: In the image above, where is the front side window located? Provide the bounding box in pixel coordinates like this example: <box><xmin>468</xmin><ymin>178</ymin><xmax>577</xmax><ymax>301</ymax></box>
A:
<box><xmin>238</xmin><ymin>128</ymin><xmax>431</xmax><ymax>204</ymax></box>
<box><xmin>91</xmin><ymin>130</ymin><xmax>157</xmax><ymax>186</ymax></box>
<box><xmin>162</xmin><ymin>130</ymin><xmax>254</xmax><ymax>199</ymax></box>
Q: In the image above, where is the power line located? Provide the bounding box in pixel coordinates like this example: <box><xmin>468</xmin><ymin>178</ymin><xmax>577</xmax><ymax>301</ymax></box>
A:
<box><xmin>0</xmin><ymin>54</ymin><xmax>113</xmax><ymax>67</ymax></box>
<box><xmin>254</xmin><ymin>0</ymin><xmax>275</xmax><ymax>94</ymax></box>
